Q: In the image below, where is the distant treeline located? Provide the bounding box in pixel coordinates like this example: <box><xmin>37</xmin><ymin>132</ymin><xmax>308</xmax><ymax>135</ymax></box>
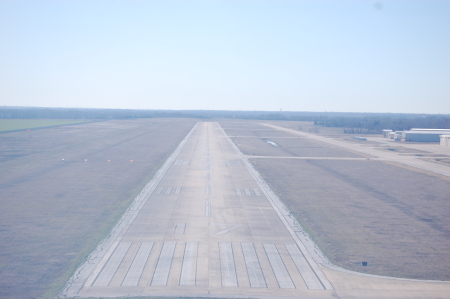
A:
<box><xmin>314</xmin><ymin>115</ymin><xmax>450</xmax><ymax>134</ymax></box>
<box><xmin>1</xmin><ymin>106</ymin><xmax>449</xmax><ymax>133</ymax></box>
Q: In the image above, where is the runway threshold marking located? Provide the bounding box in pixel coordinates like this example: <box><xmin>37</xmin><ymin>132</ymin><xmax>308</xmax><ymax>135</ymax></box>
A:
<box><xmin>285</xmin><ymin>244</ymin><xmax>324</xmax><ymax>290</ymax></box>
<box><xmin>151</xmin><ymin>242</ymin><xmax>176</xmax><ymax>286</ymax></box>
<box><xmin>180</xmin><ymin>242</ymin><xmax>199</xmax><ymax>286</ymax></box>
<box><xmin>219</xmin><ymin>243</ymin><xmax>238</xmax><ymax>286</ymax></box>
<box><xmin>241</xmin><ymin>243</ymin><xmax>267</xmax><ymax>288</ymax></box>
<box><xmin>122</xmin><ymin>242</ymin><xmax>154</xmax><ymax>286</ymax></box>
<box><xmin>93</xmin><ymin>242</ymin><xmax>132</xmax><ymax>287</ymax></box>
<box><xmin>263</xmin><ymin>244</ymin><xmax>295</xmax><ymax>289</ymax></box>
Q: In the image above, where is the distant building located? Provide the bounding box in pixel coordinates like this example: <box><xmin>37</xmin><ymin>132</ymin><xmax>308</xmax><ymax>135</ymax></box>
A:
<box><xmin>382</xmin><ymin>129</ymin><xmax>393</xmax><ymax>137</ymax></box>
<box><xmin>402</xmin><ymin>130</ymin><xmax>450</xmax><ymax>142</ymax></box>
<box><xmin>394</xmin><ymin>132</ymin><xmax>403</xmax><ymax>141</ymax></box>
<box><xmin>440</xmin><ymin>135</ymin><xmax>450</xmax><ymax>147</ymax></box>
<box><xmin>383</xmin><ymin>128</ymin><xmax>450</xmax><ymax>142</ymax></box>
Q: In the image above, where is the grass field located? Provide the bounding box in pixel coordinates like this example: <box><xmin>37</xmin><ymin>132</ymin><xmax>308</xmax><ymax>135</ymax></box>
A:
<box><xmin>0</xmin><ymin>119</ymin><xmax>197</xmax><ymax>298</ymax></box>
<box><xmin>0</xmin><ymin>119</ymin><xmax>90</xmax><ymax>132</ymax></box>
<box><xmin>220</xmin><ymin>120</ymin><xmax>450</xmax><ymax>281</ymax></box>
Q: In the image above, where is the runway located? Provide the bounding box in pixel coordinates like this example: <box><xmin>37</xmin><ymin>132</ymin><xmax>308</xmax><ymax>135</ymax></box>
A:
<box><xmin>62</xmin><ymin>121</ymin><xmax>450</xmax><ymax>298</ymax></box>
<box><xmin>63</xmin><ymin>122</ymin><xmax>334</xmax><ymax>298</ymax></box>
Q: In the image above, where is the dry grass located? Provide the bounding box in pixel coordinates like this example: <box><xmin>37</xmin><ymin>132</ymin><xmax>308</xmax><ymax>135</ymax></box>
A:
<box><xmin>219</xmin><ymin>119</ymin><xmax>450</xmax><ymax>281</ymax></box>
<box><xmin>0</xmin><ymin>119</ymin><xmax>196</xmax><ymax>298</ymax></box>
<box><xmin>376</xmin><ymin>146</ymin><xmax>430</xmax><ymax>154</ymax></box>
<box><xmin>250</xmin><ymin>158</ymin><xmax>450</xmax><ymax>280</ymax></box>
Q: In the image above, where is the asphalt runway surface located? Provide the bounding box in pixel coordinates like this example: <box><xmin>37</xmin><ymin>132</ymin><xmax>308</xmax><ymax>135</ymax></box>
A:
<box><xmin>62</xmin><ymin>122</ymin><xmax>450</xmax><ymax>298</ymax></box>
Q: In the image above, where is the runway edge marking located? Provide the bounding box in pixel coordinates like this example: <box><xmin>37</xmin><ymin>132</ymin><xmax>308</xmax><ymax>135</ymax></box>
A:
<box><xmin>60</xmin><ymin>122</ymin><xmax>199</xmax><ymax>297</ymax></box>
<box><xmin>217</xmin><ymin>122</ymin><xmax>334</xmax><ymax>290</ymax></box>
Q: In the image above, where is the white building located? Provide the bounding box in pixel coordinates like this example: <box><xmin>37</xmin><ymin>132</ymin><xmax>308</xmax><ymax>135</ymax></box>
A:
<box><xmin>382</xmin><ymin>129</ymin><xmax>393</xmax><ymax>137</ymax></box>
<box><xmin>402</xmin><ymin>130</ymin><xmax>450</xmax><ymax>142</ymax></box>
<box><xmin>440</xmin><ymin>135</ymin><xmax>450</xmax><ymax>147</ymax></box>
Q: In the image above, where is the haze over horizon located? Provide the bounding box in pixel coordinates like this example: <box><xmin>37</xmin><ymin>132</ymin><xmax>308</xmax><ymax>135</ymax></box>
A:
<box><xmin>1</xmin><ymin>1</ymin><xmax>449</xmax><ymax>114</ymax></box>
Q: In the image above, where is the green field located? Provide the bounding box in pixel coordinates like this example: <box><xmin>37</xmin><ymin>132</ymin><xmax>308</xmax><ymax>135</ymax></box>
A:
<box><xmin>0</xmin><ymin>119</ymin><xmax>89</xmax><ymax>132</ymax></box>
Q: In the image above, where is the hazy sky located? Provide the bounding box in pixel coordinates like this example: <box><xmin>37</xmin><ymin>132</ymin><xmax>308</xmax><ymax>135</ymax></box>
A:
<box><xmin>1</xmin><ymin>0</ymin><xmax>449</xmax><ymax>113</ymax></box>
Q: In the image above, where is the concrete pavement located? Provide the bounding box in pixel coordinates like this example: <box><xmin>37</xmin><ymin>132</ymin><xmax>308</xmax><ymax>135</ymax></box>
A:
<box><xmin>61</xmin><ymin>122</ymin><xmax>450</xmax><ymax>298</ymax></box>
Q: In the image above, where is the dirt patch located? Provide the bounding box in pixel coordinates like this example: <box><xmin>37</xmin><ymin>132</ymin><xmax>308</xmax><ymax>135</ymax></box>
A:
<box><xmin>341</xmin><ymin>137</ymin><xmax>383</xmax><ymax>146</ymax></box>
<box><xmin>420</xmin><ymin>157</ymin><xmax>450</xmax><ymax>166</ymax></box>
<box><xmin>375</xmin><ymin>146</ymin><xmax>430</xmax><ymax>154</ymax></box>
<box><xmin>0</xmin><ymin>119</ymin><xmax>197</xmax><ymax>298</ymax></box>
<box><xmin>250</xmin><ymin>158</ymin><xmax>450</xmax><ymax>280</ymax></box>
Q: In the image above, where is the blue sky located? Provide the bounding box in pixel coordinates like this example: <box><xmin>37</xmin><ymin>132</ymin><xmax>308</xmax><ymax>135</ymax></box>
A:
<box><xmin>1</xmin><ymin>0</ymin><xmax>449</xmax><ymax>113</ymax></box>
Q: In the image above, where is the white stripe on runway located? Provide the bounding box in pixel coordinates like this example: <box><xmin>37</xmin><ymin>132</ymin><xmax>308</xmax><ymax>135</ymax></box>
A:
<box><xmin>219</xmin><ymin>243</ymin><xmax>238</xmax><ymax>287</ymax></box>
<box><xmin>151</xmin><ymin>242</ymin><xmax>176</xmax><ymax>286</ymax></box>
<box><xmin>241</xmin><ymin>243</ymin><xmax>267</xmax><ymax>288</ymax></box>
<box><xmin>205</xmin><ymin>202</ymin><xmax>211</xmax><ymax>217</ymax></box>
<box><xmin>93</xmin><ymin>242</ymin><xmax>131</xmax><ymax>286</ymax></box>
<box><xmin>122</xmin><ymin>242</ymin><xmax>154</xmax><ymax>286</ymax></box>
<box><xmin>180</xmin><ymin>242</ymin><xmax>198</xmax><ymax>286</ymax></box>
<box><xmin>263</xmin><ymin>244</ymin><xmax>295</xmax><ymax>289</ymax></box>
<box><xmin>285</xmin><ymin>244</ymin><xmax>324</xmax><ymax>290</ymax></box>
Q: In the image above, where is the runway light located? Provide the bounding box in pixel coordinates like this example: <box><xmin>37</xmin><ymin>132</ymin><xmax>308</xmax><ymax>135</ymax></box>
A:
<box><xmin>107</xmin><ymin>159</ymin><xmax>111</xmax><ymax>163</ymax></box>
<box><xmin>84</xmin><ymin>159</ymin><xmax>88</xmax><ymax>162</ymax></box>
<box><xmin>130</xmin><ymin>160</ymin><xmax>134</xmax><ymax>163</ymax></box>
